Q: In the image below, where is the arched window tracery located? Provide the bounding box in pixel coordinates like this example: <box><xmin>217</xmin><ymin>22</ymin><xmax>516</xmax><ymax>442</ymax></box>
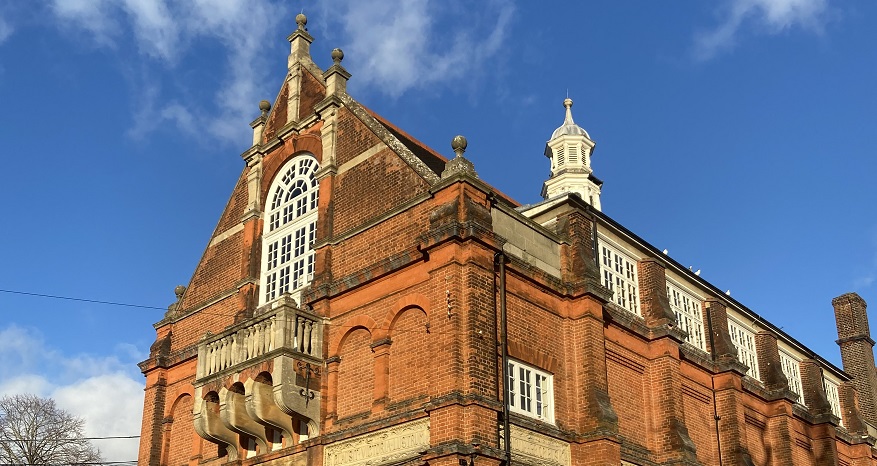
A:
<box><xmin>261</xmin><ymin>155</ymin><xmax>319</xmax><ymax>305</ymax></box>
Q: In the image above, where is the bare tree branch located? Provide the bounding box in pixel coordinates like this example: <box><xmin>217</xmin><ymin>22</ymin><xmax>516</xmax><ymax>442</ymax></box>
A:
<box><xmin>0</xmin><ymin>394</ymin><xmax>102</xmax><ymax>465</ymax></box>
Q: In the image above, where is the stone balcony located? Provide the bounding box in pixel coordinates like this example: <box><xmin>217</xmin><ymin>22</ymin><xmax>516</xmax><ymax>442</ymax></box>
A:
<box><xmin>192</xmin><ymin>296</ymin><xmax>323</xmax><ymax>459</ymax></box>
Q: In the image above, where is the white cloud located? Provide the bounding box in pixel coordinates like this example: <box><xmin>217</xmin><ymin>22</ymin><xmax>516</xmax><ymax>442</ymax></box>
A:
<box><xmin>46</xmin><ymin>0</ymin><xmax>514</xmax><ymax>142</ymax></box>
<box><xmin>0</xmin><ymin>15</ymin><xmax>13</xmax><ymax>44</ymax></box>
<box><xmin>122</xmin><ymin>0</ymin><xmax>180</xmax><ymax>61</ymax></box>
<box><xmin>51</xmin><ymin>0</ymin><xmax>285</xmax><ymax>144</ymax></box>
<box><xmin>0</xmin><ymin>325</ymin><xmax>143</xmax><ymax>463</ymax></box>
<box><xmin>0</xmin><ymin>324</ymin><xmax>44</xmax><ymax>371</ymax></box>
<box><xmin>127</xmin><ymin>80</ymin><xmax>197</xmax><ymax>140</ymax></box>
<box><xmin>54</xmin><ymin>374</ymin><xmax>144</xmax><ymax>462</ymax></box>
<box><xmin>694</xmin><ymin>0</ymin><xmax>830</xmax><ymax>60</ymax></box>
<box><xmin>51</xmin><ymin>0</ymin><xmax>120</xmax><ymax>48</ymax></box>
<box><xmin>318</xmin><ymin>0</ymin><xmax>515</xmax><ymax>98</ymax></box>
<box><xmin>0</xmin><ymin>374</ymin><xmax>52</xmax><ymax>398</ymax></box>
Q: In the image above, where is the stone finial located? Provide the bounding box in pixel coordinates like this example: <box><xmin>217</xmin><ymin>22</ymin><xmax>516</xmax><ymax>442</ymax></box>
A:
<box><xmin>441</xmin><ymin>135</ymin><xmax>477</xmax><ymax>179</ymax></box>
<box><xmin>259</xmin><ymin>100</ymin><xmax>271</xmax><ymax>116</ymax></box>
<box><xmin>288</xmin><ymin>11</ymin><xmax>314</xmax><ymax>68</ymax></box>
<box><xmin>451</xmin><ymin>135</ymin><xmax>467</xmax><ymax>157</ymax></box>
<box><xmin>324</xmin><ymin>48</ymin><xmax>351</xmax><ymax>95</ymax></box>
<box><xmin>165</xmin><ymin>285</ymin><xmax>187</xmax><ymax>317</ymax></box>
<box><xmin>251</xmin><ymin>101</ymin><xmax>270</xmax><ymax>146</ymax></box>
<box><xmin>331</xmin><ymin>48</ymin><xmax>344</xmax><ymax>65</ymax></box>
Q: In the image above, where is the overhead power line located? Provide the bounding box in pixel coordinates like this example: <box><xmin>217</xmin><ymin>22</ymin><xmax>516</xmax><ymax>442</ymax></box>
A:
<box><xmin>0</xmin><ymin>289</ymin><xmax>165</xmax><ymax>310</ymax></box>
<box><xmin>0</xmin><ymin>435</ymin><xmax>139</xmax><ymax>442</ymax></box>
<box><xmin>0</xmin><ymin>288</ymin><xmax>473</xmax><ymax>337</ymax></box>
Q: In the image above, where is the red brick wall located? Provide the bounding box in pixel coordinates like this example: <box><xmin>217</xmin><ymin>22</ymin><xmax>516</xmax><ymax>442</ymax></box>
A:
<box><xmin>744</xmin><ymin>411</ymin><xmax>768</xmax><ymax>464</ymax></box>
<box><xmin>504</xmin><ymin>289</ymin><xmax>568</xmax><ymax>424</ymax></box>
<box><xmin>178</xmin><ymin>232</ymin><xmax>244</xmax><ymax>309</ymax></box>
<box><xmin>334</xmin><ymin>107</ymin><xmax>379</xmax><ymax>167</ymax></box>
<box><xmin>327</xmin><ymin>203</ymin><xmax>429</xmax><ymax>282</ymax></box>
<box><xmin>682</xmin><ymin>381</ymin><xmax>718</xmax><ymax>464</ymax></box>
<box><xmin>336</xmin><ymin>328</ymin><xmax>374</xmax><ymax>420</ymax></box>
<box><xmin>169</xmin><ymin>297</ymin><xmax>237</xmax><ymax>353</ymax></box>
<box><xmin>215</xmin><ymin>172</ymin><xmax>248</xmax><ymax>233</ymax></box>
<box><xmin>165</xmin><ymin>394</ymin><xmax>195</xmax><ymax>466</ymax></box>
<box><xmin>388</xmin><ymin>307</ymin><xmax>430</xmax><ymax>403</ymax></box>
<box><xmin>605</xmin><ymin>342</ymin><xmax>648</xmax><ymax>442</ymax></box>
<box><xmin>139</xmin><ymin>372</ymin><xmax>166</xmax><ymax>466</ymax></box>
<box><xmin>332</xmin><ymin>148</ymin><xmax>430</xmax><ymax>235</ymax></box>
<box><xmin>793</xmin><ymin>430</ymin><xmax>814</xmax><ymax>466</ymax></box>
<box><xmin>263</xmin><ymin>81</ymin><xmax>288</xmax><ymax>142</ymax></box>
<box><xmin>298</xmin><ymin>68</ymin><xmax>325</xmax><ymax>122</ymax></box>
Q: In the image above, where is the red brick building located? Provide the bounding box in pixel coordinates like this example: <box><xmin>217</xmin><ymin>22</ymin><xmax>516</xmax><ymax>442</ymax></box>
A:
<box><xmin>137</xmin><ymin>14</ymin><xmax>877</xmax><ymax>466</ymax></box>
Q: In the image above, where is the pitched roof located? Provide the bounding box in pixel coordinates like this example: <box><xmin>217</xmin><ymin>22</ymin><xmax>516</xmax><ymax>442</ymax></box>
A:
<box><xmin>364</xmin><ymin>107</ymin><xmax>448</xmax><ymax>177</ymax></box>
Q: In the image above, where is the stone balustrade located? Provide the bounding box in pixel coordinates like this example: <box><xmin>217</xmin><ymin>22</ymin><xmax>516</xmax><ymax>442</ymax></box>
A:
<box><xmin>196</xmin><ymin>296</ymin><xmax>321</xmax><ymax>380</ymax></box>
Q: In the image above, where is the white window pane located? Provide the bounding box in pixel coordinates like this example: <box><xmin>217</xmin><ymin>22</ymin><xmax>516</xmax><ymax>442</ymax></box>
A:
<box><xmin>260</xmin><ymin>155</ymin><xmax>320</xmax><ymax>305</ymax></box>
<box><xmin>666</xmin><ymin>281</ymin><xmax>707</xmax><ymax>352</ymax></box>
<box><xmin>505</xmin><ymin>359</ymin><xmax>554</xmax><ymax>424</ymax></box>
<box><xmin>599</xmin><ymin>240</ymin><xmax>640</xmax><ymax>315</ymax></box>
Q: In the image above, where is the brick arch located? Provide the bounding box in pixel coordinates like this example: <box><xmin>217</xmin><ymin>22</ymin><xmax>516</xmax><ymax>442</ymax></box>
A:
<box><xmin>162</xmin><ymin>393</ymin><xmax>197</xmax><ymax>466</ymax></box>
<box><xmin>330</xmin><ymin>314</ymin><xmax>377</xmax><ymax>357</ymax></box>
<box><xmin>291</xmin><ymin>133</ymin><xmax>323</xmax><ymax>163</ymax></box>
<box><xmin>386</xmin><ymin>303</ymin><xmax>431</xmax><ymax>403</ymax></box>
<box><xmin>260</xmin><ymin>150</ymin><xmax>321</xmax><ymax>206</ymax></box>
<box><xmin>254</xmin><ymin>371</ymin><xmax>272</xmax><ymax>384</ymax></box>
<box><xmin>166</xmin><ymin>392</ymin><xmax>193</xmax><ymax>421</ymax></box>
<box><xmin>508</xmin><ymin>341</ymin><xmax>560</xmax><ymax>374</ymax></box>
<box><xmin>375</xmin><ymin>294</ymin><xmax>431</xmax><ymax>340</ymax></box>
<box><xmin>334</xmin><ymin>319</ymin><xmax>375</xmax><ymax>419</ymax></box>
<box><xmin>164</xmin><ymin>387</ymin><xmax>194</xmax><ymax>419</ymax></box>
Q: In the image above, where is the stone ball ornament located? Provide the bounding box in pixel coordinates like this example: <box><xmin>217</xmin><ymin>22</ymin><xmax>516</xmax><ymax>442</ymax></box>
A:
<box><xmin>331</xmin><ymin>48</ymin><xmax>344</xmax><ymax>64</ymax></box>
<box><xmin>451</xmin><ymin>135</ymin><xmax>467</xmax><ymax>156</ymax></box>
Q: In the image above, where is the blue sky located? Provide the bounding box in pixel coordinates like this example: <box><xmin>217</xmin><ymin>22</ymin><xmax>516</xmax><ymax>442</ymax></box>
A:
<box><xmin>0</xmin><ymin>0</ymin><xmax>874</xmax><ymax>461</ymax></box>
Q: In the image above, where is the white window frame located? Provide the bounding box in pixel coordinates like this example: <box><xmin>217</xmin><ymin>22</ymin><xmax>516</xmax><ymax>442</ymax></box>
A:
<box><xmin>823</xmin><ymin>376</ymin><xmax>842</xmax><ymax>424</ymax></box>
<box><xmin>260</xmin><ymin>155</ymin><xmax>319</xmax><ymax>305</ymax></box>
<box><xmin>598</xmin><ymin>238</ymin><xmax>640</xmax><ymax>316</ymax></box>
<box><xmin>507</xmin><ymin>359</ymin><xmax>554</xmax><ymax>424</ymax></box>
<box><xmin>666</xmin><ymin>280</ymin><xmax>707</xmax><ymax>352</ymax></box>
<box><xmin>727</xmin><ymin>317</ymin><xmax>760</xmax><ymax>381</ymax></box>
<box><xmin>779</xmin><ymin>349</ymin><xmax>803</xmax><ymax>401</ymax></box>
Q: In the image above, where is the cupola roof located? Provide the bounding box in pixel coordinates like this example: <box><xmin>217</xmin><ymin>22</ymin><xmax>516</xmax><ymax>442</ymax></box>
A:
<box><xmin>550</xmin><ymin>98</ymin><xmax>590</xmax><ymax>140</ymax></box>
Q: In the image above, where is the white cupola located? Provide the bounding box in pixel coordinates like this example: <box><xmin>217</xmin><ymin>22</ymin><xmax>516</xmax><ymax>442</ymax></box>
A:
<box><xmin>541</xmin><ymin>98</ymin><xmax>602</xmax><ymax>210</ymax></box>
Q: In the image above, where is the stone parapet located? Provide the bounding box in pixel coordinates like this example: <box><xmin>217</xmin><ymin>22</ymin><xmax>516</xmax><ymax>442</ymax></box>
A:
<box><xmin>195</xmin><ymin>295</ymin><xmax>322</xmax><ymax>381</ymax></box>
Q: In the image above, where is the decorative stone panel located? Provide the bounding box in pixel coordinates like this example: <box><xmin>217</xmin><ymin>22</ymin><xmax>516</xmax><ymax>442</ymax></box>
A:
<box><xmin>508</xmin><ymin>425</ymin><xmax>571</xmax><ymax>466</ymax></box>
<box><xmin>323</xmin><ymin>417</ymin><xmax>430</xmax><ymax>466</ymax></box>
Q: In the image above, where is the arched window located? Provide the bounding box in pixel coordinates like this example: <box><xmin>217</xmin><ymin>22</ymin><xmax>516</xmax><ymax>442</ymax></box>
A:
<box><xmin>261</xmin><ymin>154</ymin><xmax>319</xmax><ymax>305</ymax></box>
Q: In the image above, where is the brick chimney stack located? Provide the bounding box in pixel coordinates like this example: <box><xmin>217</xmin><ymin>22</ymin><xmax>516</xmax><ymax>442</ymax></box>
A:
<box><xmin>833</xmin><ymin>292</ymin><xmax>877</xmax><ymax>426</ymax></box>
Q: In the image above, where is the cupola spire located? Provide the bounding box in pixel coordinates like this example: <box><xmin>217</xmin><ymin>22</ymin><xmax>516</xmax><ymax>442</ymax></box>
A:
<box><xmin>541</xmin><ymin>98</ymin><xmax>602</xmax><ymax>210</ymax></box>
<box><xmin>563</xmin><ymin>98</ymin><xmax>575</xmax><ymax>125</ymax></box>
